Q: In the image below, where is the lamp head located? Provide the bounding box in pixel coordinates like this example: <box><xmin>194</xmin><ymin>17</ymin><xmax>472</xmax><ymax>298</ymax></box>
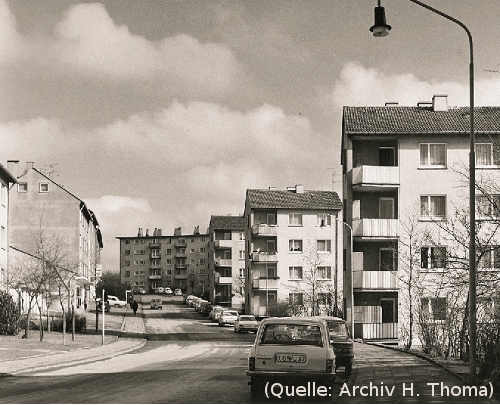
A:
<box><xmin>370</xmin><ymin>5</ymin><xmax>391</xmax><ymax>37</ymax></box>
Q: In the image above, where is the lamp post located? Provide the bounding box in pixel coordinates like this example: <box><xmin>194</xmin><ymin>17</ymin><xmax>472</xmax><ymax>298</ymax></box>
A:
<box><xmin>370</xmin><ymin>0</ymin><xmax>476</xmax><ymax>383</ymax></box>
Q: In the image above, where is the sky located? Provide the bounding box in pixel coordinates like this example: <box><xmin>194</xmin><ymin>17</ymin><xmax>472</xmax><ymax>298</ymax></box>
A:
<box><xmin>2</xmin><ymin>0</ymin><xmax>500</xmax><ymax>273</ymax></box>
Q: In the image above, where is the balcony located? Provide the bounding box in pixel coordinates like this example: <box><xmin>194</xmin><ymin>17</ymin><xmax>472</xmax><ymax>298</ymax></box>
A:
<box><xmin>216</xmin><ymin>276</ymin><xmax>233</xmax><ymax>284</ymax></box>
<box><xmin>174</xmin><ymin>274</ymin><xmax>188</xmax><ymax>280</ymax></box>
<box><xmin>214</xmin><ymin>240</ymin><xmax>233</xmax><ymax>248</ymax></box>
<box><xmin>353</xmin><ymin>323</ymin><xmax>398</xmax><ymax>340</ymax></box>
<box><xmin>352</xmin><ymin>219</ymin><xmax>399</xmax><ymax>239</ymax></box>
<box><xmin>174</xmin><ymin>240</ymin><xmax>186</xmax><ymax>248</ymax></box>
<box><xmin>175</xmin><ymin>263</ymin><xmax>186</xmax><ymax>269</ymax></box>
<box><xmin>252</xmin><ymin>278</ymin><xmax>279</xmax><ymax>290</ymax></box>
<box><xmin>251</xmin><ymin>224</ymin><xmax>278</xmax><ymax>236</ymax></box>
<box><xmin>149</xmin><ymin>242</ymin><xmax>161</xmax><ymax>248</ymax></box>
<box><xmin>174</xmin><ymin>252</ymin><xmax>187</xmax><ymax>258</ymax></box>
<box><xmin>251</xmin><ymin>252</ymin><xmax>278</xmax><ymax>262</ymax></box>
<box><xmin>215</xmin><ymin>258</ymin><xmax>232</xmax><ymax>267</ymax></box>
<box><xmin>353</xmin><ymin>270</ymin><xmax>397</xmax><ymax>290</ymax></box>
<box><xmin>149</xmin><ymin>275</ymin><xmax>161</xmax><ymax>280</ymax></box>
<box><xmin>149</xmin><ymin>263</ymin><xmax>162</xmax><ymax>270</ymax></box>
<box><xmin>351</xmin><ymin>165</ymin><xmax>399</xmax><ymax>191</ymax></box>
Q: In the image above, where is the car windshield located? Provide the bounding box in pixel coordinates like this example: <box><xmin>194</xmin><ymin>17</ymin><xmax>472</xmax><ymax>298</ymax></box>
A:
<box><xmin>260</xmin><ymin>323</ymin><xmax>324</xmax><ymax>347</ymax></box>
<box><xmin>224</xmin><ymin>311</ymin><xmax>238</xmax><ymax>316</ymax></box>
<box><xmin>326</xmin><ymin>321</ymin><xmax>348</xmax><ymax>336</ymax></box>
<box><xmin>239</xmin><ymin>316</ymin><xmax>256</xmax><ymax>322</ymax></box>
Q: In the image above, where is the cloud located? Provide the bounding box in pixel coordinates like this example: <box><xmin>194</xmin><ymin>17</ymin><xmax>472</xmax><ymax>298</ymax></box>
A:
<box><xmin>85</xmin><ymin>195</ymin><xmax>152</xmax><ymax>215</ymax></box>
<box><xmin>51</xmin><ymin>3</ymin><xmax>245</xmax><ymax>95</ymax></box>
<box><xmin>330</xmin><ymin>61</ymin><xmax>500</xmax><ymax>109</ymax></box>
<box><xmin>0</xmin><ymin>0</ymin><xmax>20</xmax><ymax>61</ymax></box>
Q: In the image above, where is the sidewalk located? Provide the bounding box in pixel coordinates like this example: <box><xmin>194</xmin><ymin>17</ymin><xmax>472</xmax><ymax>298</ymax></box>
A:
<box><xmin>0</xmin><ymin>305</ymin><xmax>146</xmax><ymax>376</ymax></box>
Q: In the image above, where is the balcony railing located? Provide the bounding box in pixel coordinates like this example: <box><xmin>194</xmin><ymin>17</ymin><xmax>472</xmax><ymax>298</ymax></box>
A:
<box><xmin>353</xmin><ymin>323</ymin><xmax>398</xmax><ymax>340</ymax></box>
<box><xmin>150</xmin><ymin>263</ymin><xmax>162</xmax><ymax>270</ymax></box>
<box><xmin>175</xmin><ymin>263</ymin><xmax>186</xmax><ymax>269</ymax></box>
<box><xmin>216</xmin><ymin>276</ymin><xmax>233</xmax><ymax>284</ymax></box>
<box><xmin>174</xmin><ymin>252</ymin><xmax>187</xmax><ymax>258</ymax></box>
<box><xmin>214</xmin><ymin>240</ymin><xmax>232</xmax><ymax>248</ymax></box>
<box><xmin>174</xmin><ymin>240</ymin><xmax>186</xmax><ymax>248</ymax></box>
<box><xmin>149</xmin><ymin>242</ymin><xmax>161</xmax><ymax>248</ymax></box>
<box><xmin>353</xmin><ymin>270</ymin><xmax>397</xmax><ymax>289</ymax></box>
<box><xmin>148</xmin><ymin>274</ymin><xmax>162</xmax><ymax>280</ymax></box>
<box><xmin>352</xmin><ymin>165</ymin><xmax>399</xmax><ymax>187</ymax></box>
<box><xmin>252</xmin><ymin>278</ymin><xmax>279</xmax><ymax>290</ymax></box>
<box><xmin>352</xmin><ymin>218</ymin><xmax>399</xmax><ymax>238</ymax></box>
<box><xmin>174</xmin><ymin>274</ymin><xmax>187</xmax><ymax>280</ymax></box>
<box><xmin>251</xmin><ymin>224</ymin><xmax>278</xmax><ymax>236</ymax></box>
<box><xmin>215</xmin><ymin>258</ymin><xmax>232</xmax><ymax>267</ymax></box>
<box><xmin>149</xmin><ymin>253</ymin><xmax>161</xmax><ymax>259</ymax></box>
<box><xmin>251</xmin><ymin>252</ymin><xmax>278</xmax><ymax>262</ymax></box>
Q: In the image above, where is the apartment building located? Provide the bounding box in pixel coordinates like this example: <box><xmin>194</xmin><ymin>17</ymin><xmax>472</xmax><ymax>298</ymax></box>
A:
<box><xmin>0</xmin><ymin>163</ymin><xmax>17</xmax><ymax>290</ymax></box>
<box><xmin>7</xmin><ymin>161</ymin><xmax>103</xmax><ymax>310</ymax></box>
<box><xmin>118</xmin><ymin>226</ymin><xmax>209</xmax><ymax>295</ymax></box>
<box><xmin>244</xmin><ymin>186</ymin><xmax>343</xmax><ymax>318</ymax></box>
<box><xmin>207</xmin><ymin>215</ymin><xmax>246</xmax><ymax>308</ymax></box>
<box><xmin>342</xmin><ymin>95</ymin><xmax>500</xmax><ymax>343</ymax></box>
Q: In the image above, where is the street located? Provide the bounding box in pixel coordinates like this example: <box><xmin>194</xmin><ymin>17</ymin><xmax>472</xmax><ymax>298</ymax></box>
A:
<box><xmin>0</xmin><ymin>296</ymin><xmax>494</xmax><ymax>404</ymax></box>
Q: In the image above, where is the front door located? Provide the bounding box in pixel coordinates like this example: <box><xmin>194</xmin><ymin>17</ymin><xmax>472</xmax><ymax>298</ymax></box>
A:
<box><xmin>381</xmin><ymin>299</ymin><xmax>396</xmax><ymax>323</ymax></box>
<box><xmin>379</xmin><ymin>147</ymin><xmax>395</xmax><ymax>166</ymax></box>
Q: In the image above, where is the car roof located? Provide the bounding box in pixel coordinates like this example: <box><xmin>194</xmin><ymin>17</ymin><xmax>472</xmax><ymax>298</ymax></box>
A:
<box><xmin>260</xmin><ymin>317</ymin><xmax>328</xmax><ymax>326</ymax></box>
<box><xmin>310</xmin><ymin>316</ymin><xmax>346</xmax><ymax>323</ymax></box>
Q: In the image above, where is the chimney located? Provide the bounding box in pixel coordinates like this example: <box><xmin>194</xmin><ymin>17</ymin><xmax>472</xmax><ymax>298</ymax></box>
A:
<box><xmin>295</xmin><ymin>185</ymin><xmax>304</xmax><ymax>194</ymax></box>
<box><xmin>7</xmin><ymin>160</ymin><xmax>19</xmax><ymax>179</ymax></box>
<box><xmin>26</xmin><ymin>162</ymin><xmax>34</xmax><ymax>170</ymax></box>
<box><xmin>145</xmin><ymin>229</ymin><xmax>149</xmax><ymax>237</ymax></box>
<box><xmin>432</xmin><ymin>94</ymin><xmax>448</xmax><ymax>112</ymax></box>
<box><xmin>157</xmin><ymin>228</ymin><xmax>162</xmax><ymax>236</ymax></box>
<box><xmin>174</xmin><ymin>227</ymin><xmax>182</xmax><ymax>236</ymax></box>
<box><xmin>137</xmin><ymin>228</ymin><xmax>143</xmax><ymax>237</ymax></box>
<box><xmin>193</xmin><ymin>225</ymin><xmax>200</xmax><ymax>235</ymax></box>
<box><xmin>268</xmin><ymin>187</ymin><xmax>277</xmax><ymax>191</ymax></box>
<box><xmin>385</xmin><ymin>102</ymin><xmax>398</xmax><ymax>107</ymax></box>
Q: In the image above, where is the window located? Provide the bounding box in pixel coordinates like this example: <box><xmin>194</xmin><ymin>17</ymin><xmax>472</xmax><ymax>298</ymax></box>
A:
<box><xmin>289</xmin><ymin>240</ymin><xmax>303</xmax><ymax>252</ymax></box>
<box><xmin>420</xmin><ymin>143</ymin><xmax>446</xmax><ymax>167</ymax></box>
<box><xmin>267</xmin><ymin>213</ymin><xmax>276</xmax><ymax>225</ymax></box>
<box><xmin>39</xmin><ymin>182</ymin><xmax>49</xmax><ymax>193</ymax></box>
<box><xmin>151</xmin><ymin>249</ymin><xmax>160</xmax><ymax>258</ymax></box>
<box><xmin>239</xmin><ymin>232</ymin><xmax>245</xmax><ymax>241</ymax></box>
<box><xmin>199</xmin><ymin>258</ymin><xmax>206</xmax><ymax>265</ymax></box>
<box><xmin>318</xmin><ymin>293</ymin><xmax>332</xmax><ymax>306</ymax></box>
<box><xmin>190</xmin><ymin>248</ymin><xmax>195</xmax><ymax>253</ymax></box>
<box><xmin>166</xmin><ymin>248</ymin><xmax>172</xmax><ymax>255</ymax></box>
<box><xmin>239</xmin><ymin>268</ymin><xmax>245</xmax><ymax>278</ymax></box>
<box><xmin>125</xmin><ymin>261</ymin><xmax>131</xmax><ymax>266</ymax></box>
<box><xmin>420</xmin><ymin>195</ymin><xmax>446</xmax><ymax>218</ymax></box>
<box><xmin>317</xmin><ymin>266</ymin><xmax>331</xmax><ymax>279</ymax></box>
<box><xmin>476</xmin><ymin>195</ymin><xmax>500</xmax><ymax>219</ymax></box>
<box><xmin>288</xmin><ymin>213</ymin><xmax>302</xmax><ymax>226</ymax></box>
<box><xmin>421</xmin><ymin>246</ymin><xmax>446</xmax><ymax>270</ymax></box>
<box><xmin>478</xmin><ymin>246</ymin><xmax>500</xmax><ymax>270</ymax></box>
<box><xmin>476</xmin><ymin>143</ymin><xmax>499</xmax><ymax>166</ymax></box>
<box><xmin>239</xmin><ymin>250</ymin><xmax>245</xmax><ymax>260</ymax></box>
<box><xmin>125</xmin><ymin>240</ymin><xmax>130</xmax><ymax>245</ymax></box>
<box><xmin>317</xmin><ymin>213</ymin><xmax>331</xmax><ymax>227</ymax></box>
<box><xmin>289</xmin><ymin>293</ymin><xmax>303</xmax><ymax>306</ymax></box>
<box><xmin>165</xmin><ymin>270</ymin><xmax>172</xmax><ymax>276</ymax></box>
<box><xmin>267</xmin><ymin>266</ymin><xmax>277</xmax><ymax>278</ymax></box>
<box><xmin>125</xmin><ymin>250</ymin><xmax>130</xmax><ymax>256</ymax></box>
<box><xmin>420</xmin><ymin>297</ymin><xmax>447</xmax><ymax>321</ymax></box>
<box><xmin>317</xmin><ymin>240</ymin><xmax>331</xmax><ymax>253</ymax></box>
<box><xmin>18</xmin><ymin>182</ymin><xmax>27</xmax><ymax>192</ymax></box>
<box><xmin>124</xmin><ymin>271</ymin><xmax>130</xmax><ymax>277</ymax></box>
<box><xmin>166</xmin><ymin>259</ymin><xmax>172</xmax><ymax>265</ymax></box>
<box><xmin>1</xmin><ymin>226</ymin><xmax>5</xmax><ymax>249</ymax></box>
<box><xmin>200</xmin><ymin>247</ymin><xmax>206</xmax><ymax>253</ymax></box>
<box><xmin>380</xmin><ymin>248</ymin><xmax>395</xmax><ymax>271</ymax></box>
<box><xmin>289</xmin><ymin>266</ymin><xmax>303</xmax><ymax>279</ymax></box>
<box><xmin>199</xmin><ymin>269</ymin><xmax>205</xmax><ymax>275</ymax></box>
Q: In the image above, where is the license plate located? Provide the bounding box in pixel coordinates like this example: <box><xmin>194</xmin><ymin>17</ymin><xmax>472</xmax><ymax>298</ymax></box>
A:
<box><xmin>276</xmin><ymin>354</ymin><xmax>306</xmax><ymax>363</ymax></box>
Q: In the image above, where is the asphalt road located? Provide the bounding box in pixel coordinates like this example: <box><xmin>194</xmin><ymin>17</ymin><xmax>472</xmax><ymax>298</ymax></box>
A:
<box><xmin>0</xmin><ymin>296</ymin><xmax>494</xmax><ymax>404</ymax></box>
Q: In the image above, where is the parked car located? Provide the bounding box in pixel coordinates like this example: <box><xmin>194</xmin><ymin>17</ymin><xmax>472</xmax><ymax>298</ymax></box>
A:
<box><xmin>107</xmin><ymin>295</ymin><xmax>127</xmax><ymax>308</ymax></box>
<box><xmin>155</xmin><ymin>287</ymin><xmax>165</xmax><ymax>294</ymax></box>
<box><xmin>164</xmin><ymin>287</ymin><xmax>173</xmax><ymax>295</ymax></box>
<box><xmin>210</xmin><ymin>307</ymin><xmax>225</xmax><ymax>322</ymax></box>
<box><xmin>174</xmin><ymin>288</ymin><xmax>182</xmax><ymax>296</ymax></box>
<box><xmin>96</xmin><ymin>298</ymin><xmax>110</xmax><ymax>312</ymax></box>
<box><xmin>196</xmin><ymin>299</ymin><xmax>208</xmax><ymax>312</ymax></box>
<box><xmin>234</xmin><ymin>315</ymin><xmax>259</xmax><ymax>333</ymax></box>
<box><xmin>201</xmin><ymin>303</ymin><xmax>214</xmax><ymax>316</ymax></box>
<box><xmin>218</xmin><ymin>310</ymin><xmax>239</xmax><ymax>326</ymax></box>
<box><xmin>313</xmin><ymin>316</ymin><xmax>354</xmax><ymax>375</ymax></box>
<box><xmin>246</xmin><ymin>317</ymin><xmax>336</xmax><ymax>397</ymax></box>
<box><xmin>139</xmin><ymin>288</ymin><xmax>146</xmax><ymax>294</ymax></box>
<box><xmin>150</xmin><ymin>298</ymin><xmax>163</xmax><ymax>309</ymax></box>
<box><xmin>186</xmin><ymin>295</ymin><xmax>196</xmax><ymax>306</ymax></box>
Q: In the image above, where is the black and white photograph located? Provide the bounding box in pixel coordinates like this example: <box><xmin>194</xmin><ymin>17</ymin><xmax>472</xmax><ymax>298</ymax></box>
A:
<box><xmin>0</xmin><ymin>0</ymin><xmax>499</xmax><ymax>403</ymax></box>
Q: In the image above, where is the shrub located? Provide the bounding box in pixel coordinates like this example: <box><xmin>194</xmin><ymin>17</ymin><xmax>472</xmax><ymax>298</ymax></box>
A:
<box><xmin>0</xmin><ymin>290</ymin><xmax>20</xmax><ymax>335</ymax></box>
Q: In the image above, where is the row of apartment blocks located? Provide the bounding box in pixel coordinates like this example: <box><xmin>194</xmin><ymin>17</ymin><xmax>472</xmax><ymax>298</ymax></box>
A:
<box><xmin>0</xmin><ymin>161</ymin><xmax>103</xmax><ymax>312</ymax></box>
<box><xmin>118</xmin><ymin>185</ymin><xmax>345</xmax><ymax>317</ymax></box>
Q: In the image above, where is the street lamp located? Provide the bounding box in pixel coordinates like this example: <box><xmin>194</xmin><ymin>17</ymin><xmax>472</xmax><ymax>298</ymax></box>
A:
<box><xmin>370</xmin><ymin>0</ymin><xmax>476</xmax><ymax>383</ymax></box>
<box><xmin>321</xmin><ymin>214</ymin><xmax>354</xmax><ymax>337</ymax></box>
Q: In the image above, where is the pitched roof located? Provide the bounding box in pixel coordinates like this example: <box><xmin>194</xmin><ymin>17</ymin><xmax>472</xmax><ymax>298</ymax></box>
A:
<box><xmin>209</xmin><ymin>215</ymin><xmax>245</xmax><ymax>230</ymax></box>
<box><xmin>246</xmin><ymin>189</ymin><xmax>342</xmax><ymax>210</ymax></box>
<box><xmin>343</xmin><ymin>106</ymin><xmax>500</xmax><ymax>135</ymax></box>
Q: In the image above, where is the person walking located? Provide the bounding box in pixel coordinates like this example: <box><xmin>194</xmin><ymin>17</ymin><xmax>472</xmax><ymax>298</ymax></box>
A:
<box><xmin>131</xmin><ymin>300</ymin><xmax>138</xmax><ymax>316</ymax></box>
